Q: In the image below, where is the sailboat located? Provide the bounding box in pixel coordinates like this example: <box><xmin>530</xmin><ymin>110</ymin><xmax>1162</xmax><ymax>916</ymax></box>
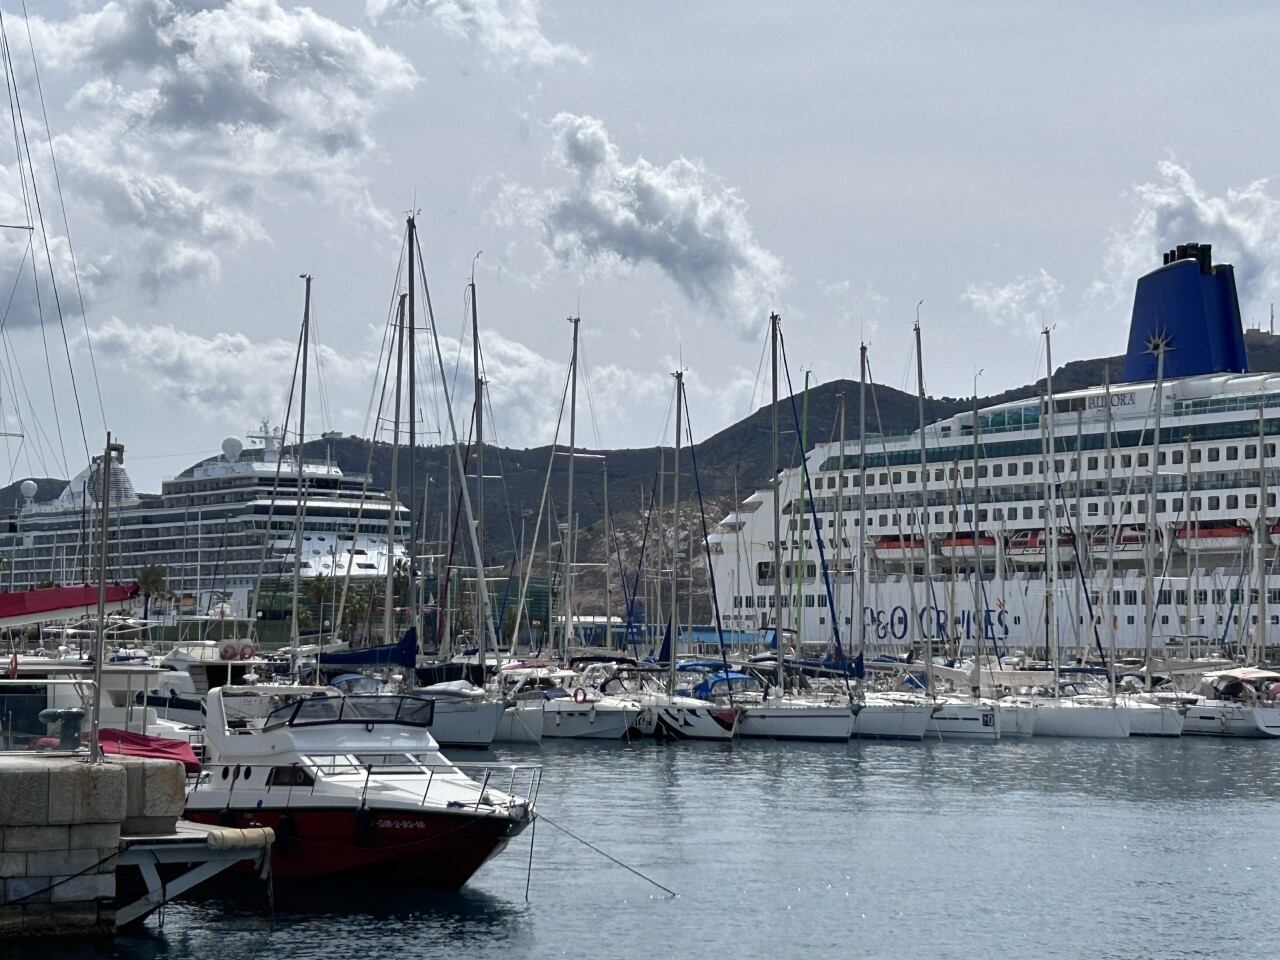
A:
<box><xmin>733</xmin><ymin>314</ymin><xmax>854</xmax><ymax>743</ymax></box>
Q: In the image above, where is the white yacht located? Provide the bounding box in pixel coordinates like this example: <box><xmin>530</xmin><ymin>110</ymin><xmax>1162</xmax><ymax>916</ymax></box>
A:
<box><xmin>185</xmin><ymin>686</ymin><xmax>538</xmax><ymax>887</ymax></box>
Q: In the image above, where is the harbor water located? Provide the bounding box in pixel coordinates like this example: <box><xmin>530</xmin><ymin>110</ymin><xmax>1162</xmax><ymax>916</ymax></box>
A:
<box><xmin>38</xmin><ymin>737</ymin><xmax>1280</xmax><ymax>960</ymax></box>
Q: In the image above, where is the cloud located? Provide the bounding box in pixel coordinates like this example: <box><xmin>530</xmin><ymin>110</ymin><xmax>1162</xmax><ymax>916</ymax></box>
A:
<box><xmin>497</xmin><ymin>113</ymin><xmax>787</xmax><ymax>335</ymax></box>
<box><xmin>27</xmin><ymin>0</ymin><xmax>417</xmax><ymax>294</ymax></box>
<box><xmin>961</xmin><ymin>268</ymin><xmax>1063</xmax><ymax>338</ymax></box>
<box><xmin>1093</xmin><ymin>159</ymin><xmax>1280</xmax><ymax>323</ymax></box>
<box><xmin>87</xmin><ymin>314</ymin><xmax>758</xmax><ymax>452</ymax></box>
<box><xmin>365</xmin><ymin>0</ymin><xmax>586</xmax><ymax>68</ymax></box>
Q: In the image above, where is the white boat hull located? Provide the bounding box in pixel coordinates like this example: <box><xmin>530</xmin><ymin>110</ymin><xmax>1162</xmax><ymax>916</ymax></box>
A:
<box><xmin>633</xmin><ymin>699</ymin><xmax>739</xmax><ymax>741</ymax></box>
<box><xmin>997</xmin><ymin>701</ymin><xmax>1037</xmax><ymax>737</ymax></box>
<box><xmin>927</xmin><ymin>700</ymin><xmax>1000</xmax><ymax>741</ymax></box>
<box><xmin>494</xmin><ymin>701</ymin><xmax>544</xmax><ymax>743</ymax></box>
<box><xmin>852</xmin><ymin>699</ymin><xmax>931</xmax><ymax>740</ymax></box>
<box><xmin>1032</xmin><ymin>700</ymin><xmax>1130</xmax><ymax>738</ymax></box>
<box><xmin>738</xmin><ymin>701</ymin><xmax>853</xmax><ymax>741</ymax></box>
<box><xmin>541</xmin><ymin>699</ymin><xmax>640</xmax><ymax>739</ymax></box>
<box><xmin>427</xmin><ymin>698</ymin><xmax>506</xmax><ymax>749</ymax></box>
<box><xmin>1123</xmin><ymin>701</ymin><xmax>1184</xmax><ymax>737</ymax></box>
<box><xmin>1183</xmin><ymin>702</ymin><xmax>1280</xmax><ymax>738</ymax></box>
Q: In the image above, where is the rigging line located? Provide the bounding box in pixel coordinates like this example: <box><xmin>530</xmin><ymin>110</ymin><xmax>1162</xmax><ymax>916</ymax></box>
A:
<box><xmin>21</xmin><ymin>1</ymin><xmax>104</xmax><ymax>433</ymax></box>
<box><xmin>576</xmin><ymin>340</ymin><xmax>605</xmax><ymax>449</ymax></box>
<box><xmin>778</xmin><ymin>329</ymin><xmax>855</xmax><ymax>693</ymax></box>
<box><xmin>360</xmin><ymin>233</ymin><xmax>406</xmax><ymax>437</ymax></box>
<box><xmin>534</xmin><ymin>811</ymin><xmax>675</xmax><ymax>898</ymax></box>
<box><xmin>0</xmin><ymin>8</ymin><xmax>87</xmax><ymax>461</ymax></box>
<box><xmin>681</xmin><ymin>389</ymin><xmax>737</xmax><ymax>703</ymax></box>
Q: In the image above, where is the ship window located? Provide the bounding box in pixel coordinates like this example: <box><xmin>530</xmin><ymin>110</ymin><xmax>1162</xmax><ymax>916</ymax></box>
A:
<box><xmin>1268</xmin><ymin>444</ymin><xmax>1276</xmax><ymax>458</ymax></box>
<box><xmin>804</xmin><ymin>594</ymin><xmax>815</xmax><ymax>608</ymax></box>
<box><xmin>1087</xmin><ymin>456</ymin><xmax>1098</xmax><ymax>470</ymax></box>
<box><xmin>1172</xmin><ymin>498</ymin><xmax>1183</xmax><ymax>512</ymax></box>
<box><xmin>1176</xmin><ymin>590</ymin><xmax>1187</xmax><ymax>605</ymax></box>
<box><xmin>1156</xmin><ymin>499</ymin><xmax>1165</xmax><ymax>513</ymax></box>
<box><xmin>1054</xmin><ymin>459</ymin><xmax>1064</xmax><ymax>474</ymax></box>
<box><xmin>879</xmin><ymin>473</ymin><xmax>888</xmax><ymax>485</ymax></box>
<box><xmin>1227</xmin><ymin>495</ymin><xmax>1238</xmax><ymax>509</ymax></box>
<box><xmin>892</xmin><ymin>472</ymin><xmax>902</xmax><ymax>484</ymax></box>
<box><xmin>1158</xmin><ymin>452</ymin><xmax>1166</xmax><ymax>466</ymax></box>
<box><xmin>1121</xmin><ymin>454</ymin><xmax>1132</xmax><ymax>468</ymax></box>
<box><xmin>1208</xmin><ymin>448</ymin><xmax>1220</xmax><ymax>462</ymax></box>
<box><xmin>1226</xmin><ymin>446</ymin><xmax>1239</xmax><ymax>461</ymax></box>
<box><xmin>1191</xmin><ymin>497</ymin><xmax>1201</xmax><ymax>510</ymax></box>
<box><xmin>1023</xmin><ymin>462</ymin><xmax>1033</xmax><ymax>475</ymax></box>
<box><xmin>934</xmin><ymin>469</ymin><xmax>944</xmax><ymax>482</ymax></box>
<box><xmin>1088</xmin><ymin>503</ymin><xmax>1098</xmax><ymax>516</ymax></box>
<box><xmin>1124</xmin><ymin>590</ymin><xmax>1138</xmax><ymax>605</ymax></box>
<box><xmin>1208</xmin><ymin>496</ymin><xmax>1220</xmax><ymax>510</ymax></box>
<box><xmin>993</xmin><ymin>464</ymin><xmax>1003</xmax><ymax>477</ymax></box>
<box><xmin>1161</xmin><ymin>615</ymin><xmax>1169</xmax><ymax>625</ymax></box>
<box><xmin>1246</xmin><ymin>444</ymin><xmax>1257</xmax><ymax>459</ymax></box>
<box><xmin>1213</xmin><ymin>589</ymin><xmax>1226</xmax><ymax>604</ymax></box>
<box><xmin>267</xmin><ymin>766</ymin><xmax>314</xmax><ymax>787</ymax></box>
<box><xmin>1247</xmin><ymin>494</ymin><xmax>1257</xmax><ymax>508</ymax></box>
<box><xmin>1172</xmin><ymin>450</ymin><xmax>1184</xmax><ymax>464</ymax></box>
<box><xmin>1191</xmin><ymin>449</ymin><xmax>1202</xmax><ymax>463</ymax></box>
<box><xmin>936</xmin><ymin>511</ymin><xmax>945</xmax><ymax>524</ymax></box>
<box><xmin>1023</xmin><ymin>507</ymin><xmax>1033</xmax><ymax>519</ymax></box>
<box><xmin>818</xmin><ymin>594</ymin><xmax>827</xmax><ymax>607</ymax></box>
<box><xmin>1271</xmin><ymin>494</ymin><xmax>1277</xmax><ymax>508</ymax></box>
<box><xmin>1127</xmin><ymin>616</ymin><xmax>1135</xmax><ymax>625</ymax></box>
<box><xmin>1138</xmin><ymin>453</ymin><xmax>1149</xmax><ymax>467</ymax></box>
<box><xmin>963</xmin><ymin>466</ymin><xmax>973</xmax><ymax>480</ymax></box>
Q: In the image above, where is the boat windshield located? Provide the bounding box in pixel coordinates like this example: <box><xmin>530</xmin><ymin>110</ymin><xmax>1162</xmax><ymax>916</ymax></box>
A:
<box><xmin>266</xmin><ymin>694</ymin><xmax>436</xmax><ymax>728</ymax></box>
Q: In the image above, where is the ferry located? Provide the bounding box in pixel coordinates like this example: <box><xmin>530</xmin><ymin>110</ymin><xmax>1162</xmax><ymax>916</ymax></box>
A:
<box><xmin>0</xmin><ymin>424</ymin><xmax>409</xmax><ymax>620</ymax></box>
<box><xmin>710</xmin><ymin>243</ymin><xmax>1280</xmax><ymax>661</ymax></box>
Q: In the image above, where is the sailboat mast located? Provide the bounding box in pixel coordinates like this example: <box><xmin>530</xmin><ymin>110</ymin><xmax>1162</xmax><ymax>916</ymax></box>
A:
<box><xmin>564</xmin><ymin>315</ymin><xmax>580</xmax><ymax>655</ymax></box>
<box><xmin>1255</xmin><ymin>405</ymin><xmax>1268</xmax><ymax>665</ymax></box>
<box><xmin>406</xmin><ymin>216</ymin><xmax>419</xmax><ymax>658</ymax></box>
<box><xmin>471</xmin><ymin>265</ymin><xmax>486</xmax><ymax>666</ymax></box>
<box><xmin>291</xmin><ymin>274</ymin><xmax>312</xmax><ymax>645</ymax></box>
<box><xmin>384</xmin><ymin>294</ymin><xmax>406</xmax><ymax>646</ymax></box>
<box><xmin>835</xmin><ymin>391</ymin><xmax>846</xmax><ymax>653</ymax></box>
<box><xmin>857</xmin><ymin>343</ymin><xmax>867</xmax><ymax>680</ymax></box>
<box><xmin>1044</xmin><ymin>327</ymin><xmax>1058</xmax><ymax>686</ymax></box>
<box><xmin>1104</xmin><ymin>367</ymin><xmax>1117</xmax><ymax>696</ymax></box>
<box><xmin>1143</xmin><ymin>344</ymin><xmax>1165</xmax><ymax>688</ymax></box>
<box><xmin>913</xmin><ymin>309</ymin><xmax>935</xmax><ymax>697</ymax></box>
<box><xmin>670</xmin><ymin>370</ymin><xmax>683</xmax><ymax>693</ymax></box>
<box><xmin>770</xmin><ymin>312</ymin><xmax>784</xmax><ymax>692</ymax></box>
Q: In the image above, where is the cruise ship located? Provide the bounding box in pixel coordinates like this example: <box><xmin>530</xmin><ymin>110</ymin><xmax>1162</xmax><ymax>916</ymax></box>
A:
<box><xmin>710</xmin><ymin>244</ymin><xmax>1280</xmax><ymax>662</ymax></box>
<box><xmin>0</xmin><ymin>425</ymin><xmax>409</xmax><ymax>619</ymax></box>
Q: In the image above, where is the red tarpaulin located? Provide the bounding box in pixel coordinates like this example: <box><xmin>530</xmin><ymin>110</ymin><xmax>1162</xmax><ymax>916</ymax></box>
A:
<box><xmin>97</xmin><ymin>728</ymin><xmax>201</xmax><ymax>774</ymax></box>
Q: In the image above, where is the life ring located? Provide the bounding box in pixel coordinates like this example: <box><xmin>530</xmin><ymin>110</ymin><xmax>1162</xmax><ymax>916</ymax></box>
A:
<box><xmin>573</xmin><ymin>687</ymin><xmax>588</xmax><ymax>704</ymax></box>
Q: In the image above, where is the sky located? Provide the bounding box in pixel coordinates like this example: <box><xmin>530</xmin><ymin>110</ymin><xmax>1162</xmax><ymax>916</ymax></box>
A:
<box><xmin>2</xmin><ymin>1</ymin><xmax>1280</xmax><ymax>491</ymax></box>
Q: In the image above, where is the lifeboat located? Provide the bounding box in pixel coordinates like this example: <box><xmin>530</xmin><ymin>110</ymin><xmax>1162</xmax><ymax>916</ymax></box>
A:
<box><xmin>872</xmin><ymin>535</ymin><xmax>929</xmax><ymax>563</ymax></box>
<box><xmin>937</xmin><ymin>531</ymin><xmax>999</xmax><ymax>562</ymax></box>
<box><xmin>1175</xmin><ymin>521</ymin><xmax>1253</xmax><ymax>554</ymax></box>
<box><xmin>1005</xmin><ymin>529</ymin><xmax>1076</xmax><ymax>565</ymax></box>
<box><xmin>1089</xmin><ymin>524</ymin><xmax>1157</xmax><ymax>562</ymax></box>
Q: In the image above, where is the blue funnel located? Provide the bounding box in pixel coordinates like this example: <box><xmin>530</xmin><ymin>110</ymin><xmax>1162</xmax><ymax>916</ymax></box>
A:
<box><xmin>1123</xmin><ymin>243</ymin><xmax>1248</xmax><ymax>382</ymax></box>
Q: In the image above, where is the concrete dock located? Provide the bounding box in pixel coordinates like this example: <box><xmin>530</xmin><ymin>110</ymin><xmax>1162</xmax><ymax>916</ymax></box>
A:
<box><xmin>0</xmin><ymin>753</ymin><xmax>272</xmax><ymax>938</ymax></box>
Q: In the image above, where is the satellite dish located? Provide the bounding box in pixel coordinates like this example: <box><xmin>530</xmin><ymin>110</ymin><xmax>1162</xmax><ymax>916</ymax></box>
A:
<box><xmin>19</xmin><ymin>480</ymin><xmax>37</xmax><ymax>500</ymax></box>
<box><xmin>221</xmin><ymin>437</ymin><xmax>244</xmax><ymax>463</ymax></box>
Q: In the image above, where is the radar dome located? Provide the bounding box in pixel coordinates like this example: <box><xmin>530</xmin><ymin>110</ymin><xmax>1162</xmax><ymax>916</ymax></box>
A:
<box><xmin>19</xmin><ymin>480</ymin><xmax>36</xmax><ymax>499</ymax></box>
<box><xmin>221</xmin><ymin>437</ymin><xmax>244</xmax><ymax>463</ymax></box>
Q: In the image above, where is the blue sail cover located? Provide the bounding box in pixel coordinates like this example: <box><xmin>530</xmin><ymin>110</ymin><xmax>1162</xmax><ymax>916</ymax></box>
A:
<box><xmin>1123</xmin><ymin>243</ymin><xmax>1248</xmax><ymax>382</ymax></box>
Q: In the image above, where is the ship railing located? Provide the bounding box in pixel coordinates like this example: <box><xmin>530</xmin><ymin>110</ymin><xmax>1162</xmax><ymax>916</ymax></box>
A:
<box><xmin>0</xmin><ymin>677</ymin><xmax>97</xmax><ymax>753</ymax></box>
<box><xmin>188</xmin><ymin>755</ymin><xmax>542</xmax><ymax>810</ymax></box>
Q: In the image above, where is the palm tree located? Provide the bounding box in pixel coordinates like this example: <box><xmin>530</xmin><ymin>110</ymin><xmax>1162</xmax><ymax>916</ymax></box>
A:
<box><xmin>136</xmin><ymin>564</ymin><xmax>167</xmax><ymax>621</ymax></box>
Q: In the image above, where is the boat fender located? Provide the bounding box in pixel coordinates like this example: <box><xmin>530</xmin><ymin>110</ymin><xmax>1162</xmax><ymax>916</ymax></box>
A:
<box><xmin>219</xmin><ymin>642</ymin><xmax>238</xmax><ymax>661</ymax></box>
<box><xmin>218</xmin><ymin>807</ymin><xmax>236</xmax><ymax>827</ymax></box>
<box><xmin>354</xmin><ymin>806</ymin><xmax>375</xmax><ymax>847</ymax></box>
<box><xmin>275</xmin><ymin>811</ymin><xmax>298</xmax><ymax>854</ymax></box>
<box><xmin>573</xmin><ymin>687</ymin><xmax>588</xmax><ymax>704</ymax></box>
<box><xmin>239</xmin><ymin>642</ymin><xmax>255</xmax><ymax>661</ymax></box>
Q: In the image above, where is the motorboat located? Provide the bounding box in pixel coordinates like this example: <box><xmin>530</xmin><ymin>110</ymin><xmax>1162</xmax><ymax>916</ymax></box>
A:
<box><xmin>185</xmin><ymin>686</ymin><xmax>538</xmax><ymax>887</ymax></box>
<box><xmin>497</xmin><ymin>662</ymin><xmax>640</xmax><ymax>739</ymax></box>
